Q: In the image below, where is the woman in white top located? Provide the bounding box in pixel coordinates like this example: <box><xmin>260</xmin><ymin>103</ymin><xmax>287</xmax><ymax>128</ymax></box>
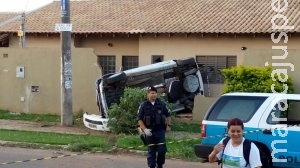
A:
<box><xmin>208</xmin><ymin>118</ymin><xmax>262</xmax><ymax>168</ymax></box>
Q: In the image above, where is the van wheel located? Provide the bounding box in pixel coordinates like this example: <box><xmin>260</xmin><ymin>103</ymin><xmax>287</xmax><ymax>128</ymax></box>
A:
<box><xmin>261</xmin><ymin>149</ymin><xmax>273</xmax><ymax>168</ymax></box>
<box><xmin>106</xmin><ymin>72</ymin><xmax>126</xmax><ymax>84</ymax></box>
<box><xmin>256</xmin><ymin>144</ymin><xmax>273</xmax><ymax>168</ymax></box>
<box><xmin>184</xmin><ymin>68</ymin><xmax>198</xmax><ymax>76</ymax></box>
<box><xmin>176</xmin><ymin>57</ymin><xmax>195</xmax><ymax>66</ymax></box>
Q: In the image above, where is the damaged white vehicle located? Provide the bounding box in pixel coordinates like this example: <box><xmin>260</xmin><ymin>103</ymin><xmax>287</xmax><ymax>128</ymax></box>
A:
<box><xmin>83</xmin><ymin>57</ymin><xmax>205</xmax><ymax>131</ymax></box>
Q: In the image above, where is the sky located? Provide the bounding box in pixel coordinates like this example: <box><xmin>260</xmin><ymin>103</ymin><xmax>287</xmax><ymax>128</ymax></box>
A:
<box><xmin>0</xmin><ymin>0</ymin><xmax>53</xmax><ymax>12</ymax></box>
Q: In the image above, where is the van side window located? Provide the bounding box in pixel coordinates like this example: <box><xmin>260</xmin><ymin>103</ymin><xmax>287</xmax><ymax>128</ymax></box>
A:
<box><xmin>267</xmin><ymin>99</ymin><xmax>300</xmax><ymax>125</ymax></box>
<box><xmin>206</xmin><ymin>96</ymin><xmax>267</xmax><ymax>122</ymax></box>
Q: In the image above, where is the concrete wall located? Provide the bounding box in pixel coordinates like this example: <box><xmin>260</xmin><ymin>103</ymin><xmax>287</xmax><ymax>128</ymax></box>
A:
<box><xmin>0</xmin><ymin>48</ymin><xmax>101</xmax><ymax>115</ymax></box>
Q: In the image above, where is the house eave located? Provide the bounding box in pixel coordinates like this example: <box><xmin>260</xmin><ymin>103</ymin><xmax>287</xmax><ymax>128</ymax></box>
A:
<box><xmin>3</xmin><ymin>31</ymin><xmax>300</xmax><ymax>38</ymax></box>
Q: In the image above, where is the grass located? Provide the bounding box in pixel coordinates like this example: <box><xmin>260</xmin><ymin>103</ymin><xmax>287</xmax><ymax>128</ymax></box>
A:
<box><xmin>0</xmin><ymin>109</ymin><xmax>202</xmax><ymax>161</ymax></box>
<box><xmin>0</xmin><ymin>129</ymin><xmax>202</xmax><ymax>161</ymax></box>
<box><xmin>0</xmin><ymin>110</ymin><xmax>201</xmax><ymax>133</ymax></box>
<box><xmin>171</xmin><ymin>122</ymin><xmax>200</xmax><ymax>133</ymax></box>
<box><xmin>115</xmin><ymin>134</ymin><xmax>202</xmax><ymax>161</ymax></box>
<box><xmin>0</xmin><ymin>129</ymin><xmax>111</xmax><ymax>151</ymax></box>
<box><xmin>0</xmin><ymin>110</ymin><xmax>85</xmax><ymax>126</ymax></box>
<box><xmin>0</xmin><ymin>110</ymin><xmax>60</xmax><ymax>123</ymax></box>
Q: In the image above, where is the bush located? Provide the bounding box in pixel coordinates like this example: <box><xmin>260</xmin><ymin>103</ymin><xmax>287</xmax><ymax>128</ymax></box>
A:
<box><xmin>221</xmin><ymin>65</ymin><xmax>295</xmax><ymax>94</ymax></box>
<box><xmin>107</xmin><ymin>87</ymin><xmax>171</xmax><ymax>134</ymax></box>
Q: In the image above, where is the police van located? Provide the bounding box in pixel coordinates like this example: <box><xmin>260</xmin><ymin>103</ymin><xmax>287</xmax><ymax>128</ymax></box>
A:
<box><xmin>83</xmin><ymin>57</ymin><xmax>204</xmax><ymax>131</ymax></box>
<box><xmin>194</xmin><ymin>92</ymin><xmax>300</xmax><ymax>167</ymax></box>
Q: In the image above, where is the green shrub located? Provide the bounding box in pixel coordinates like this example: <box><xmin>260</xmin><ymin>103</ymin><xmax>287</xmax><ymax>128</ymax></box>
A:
<box><xmin>107</xmin><ymin>87</ymin><xmax>171</xmax><ymax>134</ymax></box>
<box><xmin>221</xmin><ymin>65</ymin><xmax>295</xmax><ymax>94</ymax></box>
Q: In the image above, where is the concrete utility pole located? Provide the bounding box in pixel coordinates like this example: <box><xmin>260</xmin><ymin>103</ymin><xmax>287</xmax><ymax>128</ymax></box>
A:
<box><xmin>60</xmin><ymin>0</ymin><xmax>73</xmax><ymax>126</ymax></box>
<box><xmin>21</xmin><ymin>12</ymin><xmax>26</xmax><ymax>47</ymax></box>
<box><xmin>1</xmin><ymin>1</ymin><xmax>51</xmax><ymax>47</ymax></box>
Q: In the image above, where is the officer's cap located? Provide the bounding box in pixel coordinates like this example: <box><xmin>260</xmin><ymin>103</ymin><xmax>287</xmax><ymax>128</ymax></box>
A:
<box><xmin>147</xmin><ymin>86</ymin><xmax>157</xmax><ymax>93</ymax></box>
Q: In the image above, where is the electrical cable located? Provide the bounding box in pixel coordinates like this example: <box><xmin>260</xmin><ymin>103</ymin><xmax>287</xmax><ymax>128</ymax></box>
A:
<box><xmin>23</xmin><ymin>0</ymin><xmax>31</xmax><ymax>13</ymax></box>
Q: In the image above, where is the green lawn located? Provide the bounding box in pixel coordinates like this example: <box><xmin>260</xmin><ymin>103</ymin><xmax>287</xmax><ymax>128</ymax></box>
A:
<box><xmin>0</xmin><ymin>110</ymin><xmax>60</xmax><ymax>122</ymax></box>
<box><xmin>0</xmin><ymin>129</ymin><xmax>110</xmax><ymax>150</ymax></box>
<box><xmin>0</xmin><ymin>110</ymin><xmax>200</xmax><ymax>133</ymax></box>
<box><xmin>171</xmin><ymin>122</ymin><xmax>200</xmax><ymax>133</ymax></box>
<box><xmin>0</xmin><ymin>109</ymin><xmax>202</xmax><ymax>161</ymax></box>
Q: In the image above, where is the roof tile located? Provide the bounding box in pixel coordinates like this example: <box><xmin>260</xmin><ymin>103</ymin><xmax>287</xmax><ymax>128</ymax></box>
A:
<box><xmin>0</xmin><ymin>0</ymin><xmax>299</xmax><ymax>34</ymax></box>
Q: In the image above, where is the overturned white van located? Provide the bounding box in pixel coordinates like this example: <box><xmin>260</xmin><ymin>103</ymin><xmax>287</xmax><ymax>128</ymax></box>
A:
<box><xmin>83</xmin><ymin>57</ymin><xmax>205</xmax><ymax>131</ymax></box>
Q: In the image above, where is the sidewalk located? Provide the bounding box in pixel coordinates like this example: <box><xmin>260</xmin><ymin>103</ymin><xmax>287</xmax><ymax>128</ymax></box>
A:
<box><xmin>0</xmin><ymin>119</ymin><xmax>103</xmax><ymax>135</ymax></box>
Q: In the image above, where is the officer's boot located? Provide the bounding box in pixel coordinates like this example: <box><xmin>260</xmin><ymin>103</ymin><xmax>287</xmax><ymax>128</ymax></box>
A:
<box><xmin>156</xmin><ymin>164</ymin><xmax>163</xmax><ymax>168</ymax></box>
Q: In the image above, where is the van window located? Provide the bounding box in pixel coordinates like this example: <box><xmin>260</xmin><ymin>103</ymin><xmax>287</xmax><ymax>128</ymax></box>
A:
<box><xmin>206</xmin><ymin>96</ymin><xmax>267</xmax><ymax>122</ymax></box>
<box><xmin>267</xmin><ymin>99</ymin><xmax>300</xmax><ymax>125</ymax></box>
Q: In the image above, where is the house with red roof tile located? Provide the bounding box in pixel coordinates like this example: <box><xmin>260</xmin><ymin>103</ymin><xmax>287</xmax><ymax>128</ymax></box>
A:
<box><xmin>0</xmin><ymin>0</ymin><xmax>299</xmax><ymax>119</ymax></box>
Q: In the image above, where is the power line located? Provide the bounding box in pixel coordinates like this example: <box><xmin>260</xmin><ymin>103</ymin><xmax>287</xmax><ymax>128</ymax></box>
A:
<box><xmin>19</xmin><ymin>0</ymin><xmax>32</xmax><ymax>47</ymax></box>
<box><xmin>23</xmin><ymin>0</ymin><xmax>31</xmax><ymax>13</ymax></box>
<box><xmin>0</xmin><ymin>1</ymin><xmax>51</xmax><ymax>27</ymax></box>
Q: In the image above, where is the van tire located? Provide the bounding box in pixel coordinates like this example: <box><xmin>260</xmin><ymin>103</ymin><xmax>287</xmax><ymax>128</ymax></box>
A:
<box><xmin>106</xmin><ymin>72</ymin><xmax>126</xmax><ymax>84</ymax></box>
<box><xmin>177</xmin><ymin>57</ymin><xmax>195</xmax><ymax>66</ymax></box>
<box><xmin>254</xmin><ymin>142</ymin><xmax>273</xmax><ymax>168</ymax></box>
<box><xmin>184</xmin><ymin>68</ymin><xmax>198</xmax><ymax>76</ymax></box>
<box><xmin>260</xmin><ymin>148</ymin><xmax>273</xmax><ymax>168</ymax></box>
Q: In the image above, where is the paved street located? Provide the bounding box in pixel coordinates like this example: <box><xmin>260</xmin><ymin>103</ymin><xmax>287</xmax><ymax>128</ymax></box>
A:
<box><xmin>0</xmin><ymin>146</ymin><xmax>220</xmax><ymax>168</ymax></box>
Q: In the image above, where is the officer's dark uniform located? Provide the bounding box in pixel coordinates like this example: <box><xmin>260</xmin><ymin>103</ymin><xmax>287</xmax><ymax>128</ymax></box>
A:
<box><xmin>137</xmin><ymin>97</ymin><xmax>171</xmax><ymax>168</ymax></box>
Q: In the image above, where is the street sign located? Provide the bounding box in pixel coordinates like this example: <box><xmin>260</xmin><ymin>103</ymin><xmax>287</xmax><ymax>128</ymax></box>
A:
<box><xmin>55</xmin><ymin>23</ymin><xmax>72</xmax><ymax>31</ymax></box>
<box><xmin>18</xmin><ymin>30</ymin><xmax>23</xmax><ymax>36</ymax></box>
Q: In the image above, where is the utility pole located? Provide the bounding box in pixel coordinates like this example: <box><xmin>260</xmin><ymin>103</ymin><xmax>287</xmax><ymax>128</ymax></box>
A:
<box><xmin>0</xmin><ymin>1</ymin><xmax>51</xmax><ymax>28</ymax></box>
<box><xmin>18</xmin><ymin>12</ymin><xmax>26</xmax><ymax>47</ymax></box>
<box><xmin>21</xmin><ymin>12</ymin><xmax>26</xmax><ymax>47</ymax></box>
<box><xmin>60</xmin><ymin>0</ymin><xmax>73</xmax><ymax>126</ymax></box>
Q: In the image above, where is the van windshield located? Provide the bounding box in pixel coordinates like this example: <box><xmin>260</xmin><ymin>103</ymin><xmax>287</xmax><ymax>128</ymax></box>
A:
<box><xmin>206</xmin><ymin>95</ymin><xmax>267</xmax><ymax>122</ymax></box>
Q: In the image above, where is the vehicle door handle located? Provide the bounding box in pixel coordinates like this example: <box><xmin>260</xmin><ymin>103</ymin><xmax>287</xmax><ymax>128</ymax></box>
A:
<box><xmin>263</xmin><ymin>129</ymin><xmax>272</xmax><ymax>134</ymax></box>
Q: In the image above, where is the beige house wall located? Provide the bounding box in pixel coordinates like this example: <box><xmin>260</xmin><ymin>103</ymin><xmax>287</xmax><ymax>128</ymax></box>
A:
<box><xmin>192</xmin><ymin>49</ymin><xmax>300</xmax><ymax>121</ymax></box>
<box><xmin>0</xmin><ymin>48</ymin><xmax>101</xmax><ymax>115</ymax></box>
<box><xmin>138</xmin><ymin>33</ymin><xmax>300</xmax><ymax>66</ymax></box>
<box><xmin>74</xmin><ymin>34</ymin><xmax>139</xmax><ymax>71</ymax></box>
<box><xmin>8</xmin><ymin>34</ymin><xmax>140</xmax><ymax>72</ymax></box>
<box><xmin>9</xmin><ymin>34</ymin><xmax>76</xmax><ymax>48</ymax></box>
<box><xmin>3</xmin><ymin>33</ymin><xmax>300</xmax><ymax>121</ymax></box>
<box><xmin>243</xmin><ymin>49</ymin><xmax>300</xmax><ymax>119</ymax></box>
<box><xmin>243</xmin><ymin>49</ymin><xmax>300</xmax><ymax>93</ymax></box>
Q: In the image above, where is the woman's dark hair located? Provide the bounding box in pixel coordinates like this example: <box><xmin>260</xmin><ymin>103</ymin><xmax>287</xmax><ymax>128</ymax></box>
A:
<box><xmin>227</xmin><ymin>118</ymin><xmax>244</xmax><ymax>130</ymax></box>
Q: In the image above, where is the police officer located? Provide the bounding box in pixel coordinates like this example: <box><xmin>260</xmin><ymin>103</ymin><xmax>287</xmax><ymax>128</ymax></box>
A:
<box><xmin>137</xmin><ymin>86</ymin><xmax>171</xmax><ymax>168</ymax></box>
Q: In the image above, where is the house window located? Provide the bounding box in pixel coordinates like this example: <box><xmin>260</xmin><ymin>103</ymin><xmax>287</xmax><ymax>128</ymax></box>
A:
<box><xmin>152</xmin><ymin>55</ymin><xmax>164</xmax><ymax>63</ymax></box>
<box><xmin>196</xmin><ymin>56</ymin><xmax>237</xmax><ymax>84</ymax></box>
<box><xmin>122</xmin><ymin>56</ymin><xmax>139</xmax><ymax>70</ymax></box>
<box><xmin>97</xmin><ymin>55</ymin><xmax>116</xmax><ymax>75</ymax></box>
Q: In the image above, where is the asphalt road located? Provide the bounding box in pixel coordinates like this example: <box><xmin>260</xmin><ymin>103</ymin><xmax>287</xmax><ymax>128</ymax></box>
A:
<box><xmin>0</xmin><ymin>147</ymin><xmax>220</xmax><ymax>168</ymax></box>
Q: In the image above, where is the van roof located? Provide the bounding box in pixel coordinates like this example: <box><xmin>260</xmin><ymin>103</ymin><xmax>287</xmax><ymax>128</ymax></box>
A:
<box><xmin>223</xmin><ymin>92</ymin><xmax>300</xmax><ymax>99</ymax></box>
